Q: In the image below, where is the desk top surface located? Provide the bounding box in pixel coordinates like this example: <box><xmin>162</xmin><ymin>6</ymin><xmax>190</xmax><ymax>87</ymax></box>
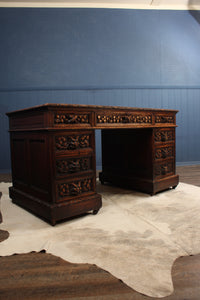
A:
<box><xmin>7</xmin><ymin>103</ymin><xmax>178</xmax><ymax>115</ymax></box>
<box><xmin>7</xmin><ymin>103</ymin><xmax>178</xmax><ymax>130</ymax></box>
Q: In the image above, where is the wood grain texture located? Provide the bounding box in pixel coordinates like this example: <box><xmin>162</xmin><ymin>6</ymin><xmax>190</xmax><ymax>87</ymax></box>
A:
<box><xmin>177</xmin><ymin>165</ymin><xmax>200</xmax><ymax>187</ymax></box>
<box><xmin>0</xmin><ymin>251</ymin><xmax>137</xmax><ymax>300</ymax></box>
<box><xmin>0</xmin><ymin>251</ymin><xmax>200</xmax><ymax>300</ymax></box>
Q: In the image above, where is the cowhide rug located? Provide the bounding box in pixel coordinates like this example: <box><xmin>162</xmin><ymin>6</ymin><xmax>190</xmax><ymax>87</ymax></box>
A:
<box><xmin>0</xmin><ymin>191</ymin><xmax>9</xmax><ymax>242</ymax></box>
<box><xmin>0</xmin><ymin>181</ymin><xmax>200</xmax><ymax>298</ymax></box>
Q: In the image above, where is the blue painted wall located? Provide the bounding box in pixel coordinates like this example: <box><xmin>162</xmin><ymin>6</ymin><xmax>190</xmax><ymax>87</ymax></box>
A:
<box><xmin>1</xmin><ymin>8</ymin><xmax>200</xmax><ymax>171</ymax></box>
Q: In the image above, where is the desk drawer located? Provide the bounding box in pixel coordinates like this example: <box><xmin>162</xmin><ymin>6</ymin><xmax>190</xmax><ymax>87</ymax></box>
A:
<box><xmin>154</xmin><ymin>128</ymin><xmax>175</xmax><ymax>143</ymax></box>
<box><xmin>55</xmin><ymin>133</ymin><xmax>92</xmax><ymax>153</ymax></box>
<box><xmin>55</xmin><ymin>155</ymin><xmax>93</xmax><ymax>178</ymax></box>
<box><xmin>154</xmin><ymin>144</ymin><xmax>175</xmax><ymax>161</ymax></box>
<box><xmin>56</xmin><ymin>176</ymin><xmax>95</xmax><ymax>203</ymax></box>
<box><xmin>154</xmin><ymin>160</ymin><xmax>175</xmax><ymax>179</ymax></box>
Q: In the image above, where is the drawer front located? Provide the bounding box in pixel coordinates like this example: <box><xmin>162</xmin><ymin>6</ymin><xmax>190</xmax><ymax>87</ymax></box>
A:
<box><xmin>54</xmin><ymin>111</ymin><xmax>92</xmax><ymax>127</ymax></box>
<box><xmin>55</xmin><ymin>155</ymin><xmax>93</xmax><ymax>177</ymax></box>
<box><xmin>155</xmin><ymin>114</ymin><xmax>175</xmax><ymax>125</ymax></box>
<box><xmin>154</xmin><ymin>160</ymin><xmax>175</xmax><ymax>179</ymax></box>
<box><xmin>55</xmin><ymin>133</ymin><xmax>92</xmax><ymax>153</ymax></box>
<box><xmin>56</xmin><ymin>176</ymin><xmax>95</xmax><ymax>202</ymax></box>
<box><xmin>154</xmin><ymin>128</ymin><xmax>175</xmax><ymax>143</ymax></box>
<box><xmin>154</xmin><ymin>144</ymin><xmax>175</xmax><ymax>161</ymax></box>
<box><xmin>96</xmin><ymin>111</ymin><xmax>153</xmax><ymax>127</ymax></box>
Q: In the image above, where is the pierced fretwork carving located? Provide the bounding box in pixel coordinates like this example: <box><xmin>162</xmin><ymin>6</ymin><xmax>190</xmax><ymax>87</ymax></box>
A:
<box><xmin>155</xmin><ymin>115</ymin><xmax>174</xmax><ymax>124</ymax></box>
<box><xmin>58</xmin><ymin>178</ymin><xmax>92</xmax><ymax>197</ymax></box>
<box><xmin>56</xmin><ymin>157</ymin><xmax>90</xmax><ymax>174</ymax></box>
<box><xmin>154</xmin><ymin>162</ymin><xmax>174</xmax><ymax>177</ymax></box>
<box><xmin>155</xmin><ymin>147</ymin><xmax>173</xmax><ymax>160</ymax></box>
<box><xmin>154</xmin><ymin>130</ymin><xmax>174</xmax><ymax>142</ymax></box>
<box><xmin>55</xmin><ymin>135</ymin><xmax>90</xmax><ymax>151</ymax></box>
<box><xmin>54</xmin><ymin>113</ymin><xmax>89</xmax><ymax>124</ymax></box>
<box><xmin>97</xmin><ymin>114</ymin><xmax>152</xmax><ymax>124</ymax></box>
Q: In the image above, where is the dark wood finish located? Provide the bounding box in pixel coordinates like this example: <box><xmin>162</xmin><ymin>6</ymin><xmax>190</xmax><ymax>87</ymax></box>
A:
<box><xmin>99</xmin><ymin>128</ymin><xmax>178</xmax><ymax>195</ymax></box>
<box><xmin>6</xmin><ymin>104</ymin><xmax>179</xmax><ymax>225</ymax></box>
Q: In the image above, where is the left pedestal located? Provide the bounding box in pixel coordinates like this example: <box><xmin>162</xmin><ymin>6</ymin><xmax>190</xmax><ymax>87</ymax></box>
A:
<box><xmin>8</xmin><ymin>126</ymin><xmax>101</xmax><ymax>225</ymax></box>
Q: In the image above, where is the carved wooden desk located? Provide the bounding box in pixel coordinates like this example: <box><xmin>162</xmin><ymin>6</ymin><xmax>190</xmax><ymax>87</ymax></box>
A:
<box><xmin>7</xmin><ymin>104</ymin><xmax>179</xmax><ymax>225</ymax></box>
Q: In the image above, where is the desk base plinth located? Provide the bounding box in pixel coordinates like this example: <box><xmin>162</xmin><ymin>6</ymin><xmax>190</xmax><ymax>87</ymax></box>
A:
<box><xmin>9</xmin><ymin>187</ymin><xmax>102</xmax><ymax>226</ymax></box>
<box><xmin>99</xmin><ymin>172</ymin><xmax>179</xmax><ymax>195</ymax></box>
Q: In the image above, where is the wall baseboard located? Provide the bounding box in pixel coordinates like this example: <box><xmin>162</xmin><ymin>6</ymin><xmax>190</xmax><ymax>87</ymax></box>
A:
<box><xmin>176</xmin><ymin>161</ymin><xmax>200</xmax><ymax>166</ymax></box>
<box><xmin>0</xmin><ymin>169</ymin><xmax>11</xmax><ymax>174</ymax></box>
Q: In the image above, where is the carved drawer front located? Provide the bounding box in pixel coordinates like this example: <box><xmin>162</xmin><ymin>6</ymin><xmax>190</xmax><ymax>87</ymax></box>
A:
<box><xmin>55</xmin><ymin>133</ymin><xmax>92</xmax><ymax>153</ymax></box>
<box><xmin>155</xmin><ymin>114</ymin><xmax>175</xmax><ymax>124</ymax></box>
<box><xmin>56</xmin><ymin>156</ymin><xmax>93</xmax><ymax>177</ymax></box>
<box><xmin>56</xmin><ymin>176</ymin><xmax>95</xmax><ymax>202</ymax></box>
<box><xmin>154</xmin><ymin>160</ymin><xmax>175</xmax><ymax>179</ymax></box>
<box><xmin>154</xmin><ymin>128</ymin><xmax>175</xmax><ymax>143</ymax></box>
<box><xmin>154</xmin><ymin>145</ymin><xmax>174</xmax><ymax>161</ymax></box>
<box><xmin>96</xmin><ymin>112</ymin><xmax>152</xmax><ymax>125</ymax></box>
<box><xmin>54</xmin><ymin>112</ymin><xmax>92</xmax><ymax>127</ymax></box>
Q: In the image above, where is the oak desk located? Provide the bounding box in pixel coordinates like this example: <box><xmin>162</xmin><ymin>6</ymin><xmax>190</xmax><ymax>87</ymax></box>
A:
<box><xmin>7</xmin><ymin>104</ymin><xmax>179</xmax><ymax>225</ymax></box>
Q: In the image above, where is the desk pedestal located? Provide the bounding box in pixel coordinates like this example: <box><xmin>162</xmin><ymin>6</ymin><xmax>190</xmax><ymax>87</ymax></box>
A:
<box><xmin>100</xmin><ymin>129</ymin><xmax>179</xmax><ymax>195</ymax></box>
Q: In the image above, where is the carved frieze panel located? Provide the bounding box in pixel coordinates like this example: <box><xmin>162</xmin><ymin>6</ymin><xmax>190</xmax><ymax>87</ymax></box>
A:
<box><xmin>54</xmin><ymin>113</ymin><xmax>89</xmax><ymax>124</ymax></box>
<box><xmin>154</xmin><ymin>130</ymin><xmax>174</xmax><ymax>142</ymax></box>
<box><xmin>154</xmin><ymin>162</ymin><xmax>174</xmax><ymax>177</ymax></box>
<box><xmin>155</xmin><ymin>115</ymin><xmax>175</xmax><ymax>124</ymax></box>
<box><xmin>96</xmin><ymin>114</ymin><xmax>152</xmax><ymax>124</ymax></box>
<box><xmin>56</xmin><ymin>157</ymin><xmax>91</xmax><ymax>174</ymax></box>
<box><xmin>155</xmin><ymin>146</ymin><xmax>173</xmax><ymax>160</ymax></box>
<box><xmin>58</xmin><ymin>178</ymin><xmax>93</xmax><ymax>198</ymax></box>
<box><xmin>55</xmin><ymin>135</ymin><xmax>90</xmax><ymax>151</ymax></box>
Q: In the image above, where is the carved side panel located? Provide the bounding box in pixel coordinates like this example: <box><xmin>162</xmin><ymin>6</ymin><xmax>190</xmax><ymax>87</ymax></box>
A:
<box><xmin>54</xmin><ymin>113</ymin><xmax>89</xmax><ymax>124</ymax></box>
<box><xmin>154</xmin><ymin>129</ymin><xmax>174</xmax><ymax>143</ymax></box>
<box><xmin>56</xmin><ymin>157</ymin><xmax>91</xmax><ymax>175</ymax></box>
<box><xmin>55</xmin><ymin>134</ymin><xmax>90</xmax><ymax>151</ymax></box>
<box><xmin>57</xmin><ymin>178</ymin><xmax>93</xmax><ymax>200</ymax></box>
<box><xmin>97</xmin><ymin>114</ymin><xmax>152</xmax><ymax>124</ymax></box>
<box><xmin>155</xmin><ymin>115</ymin><xmax>175</xmax><ymax>124</ymax></box>
<box><xmin>155</xmin><ymin>146</ymin><xmax>174</xmax><ymax>160</ymax></box>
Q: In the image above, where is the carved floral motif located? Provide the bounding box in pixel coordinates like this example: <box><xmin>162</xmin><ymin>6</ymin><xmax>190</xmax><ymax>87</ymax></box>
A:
<box><xmin>58</xmin><ymin>178</ymin><xmax>92</xmax><ymax>197</ymax></box>
<box><xmin>56</xmin><ymin>158</ymin><xmax>90</xmax><ymax>174</ymax></box>
<box><xmin>154</xmin><ymin>130</ymin><xmax>174</xmax><ymax>142</ymax></box>
<box><xmin>54</xmin><ymin>114</ymin><xmax>89</xmax><ymax>124</ymax></box>
<box><xmin>154</xmin><ymin>162</ymin><xmax>173</xmax><ymax>176</ymax></box>
<box><xmin>55</xmin><ymin>135</ymin><xmax>90</xmax><ymax>151</ymax></box>
<box><xmin>155</xmin><ymin>147</ymin><xmax>173</xmax><ymax>160</ymax></box>
<box><xmin>97</xmin><ymin>114</ymin><xmax>152</xmax><ymax>124</ymax></box>
<box><xmin>155</xmin><ymin>115</ymin><xmax>174</xmax><ymax>124</ymax></box>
